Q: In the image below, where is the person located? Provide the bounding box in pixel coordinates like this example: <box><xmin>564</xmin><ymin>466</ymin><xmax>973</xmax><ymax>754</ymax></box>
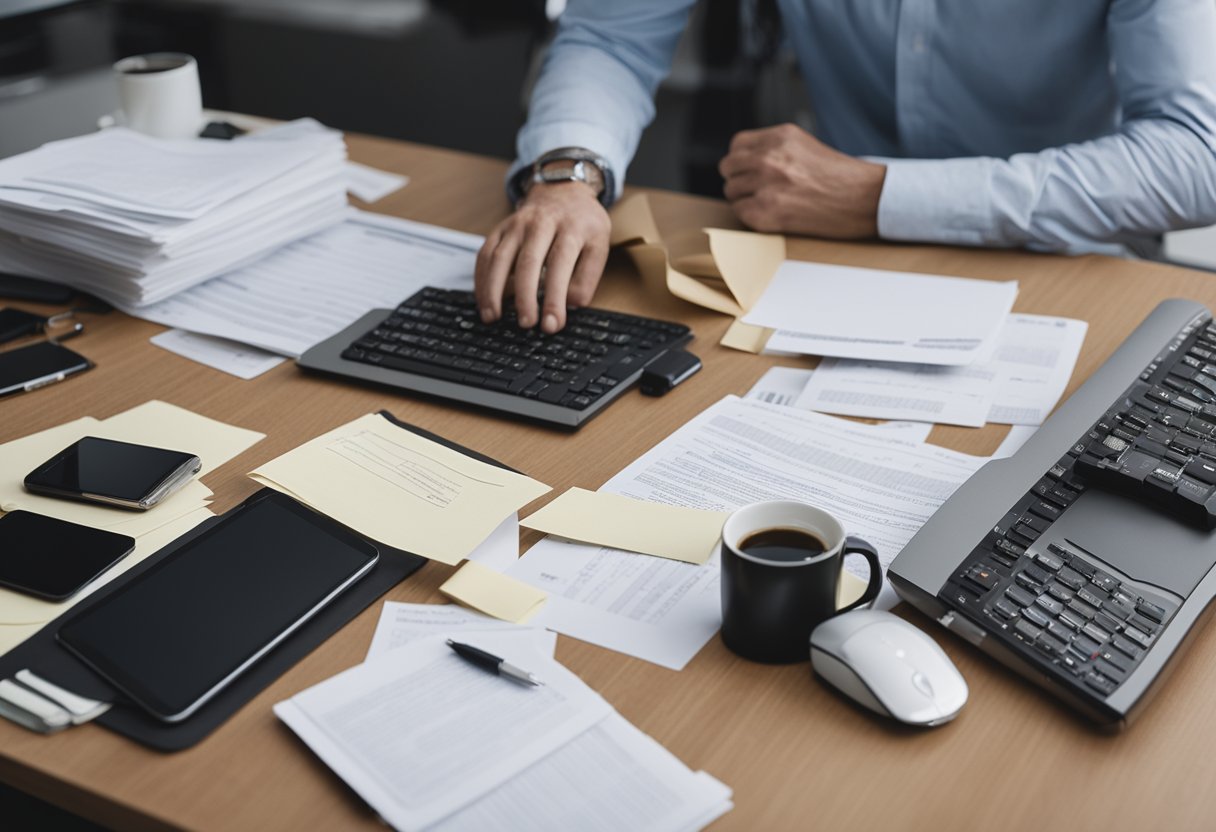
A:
<box><xmin>474</xmin><ymin>1</ymin><xmax>1216</xmax><ymax>334</ymax></box>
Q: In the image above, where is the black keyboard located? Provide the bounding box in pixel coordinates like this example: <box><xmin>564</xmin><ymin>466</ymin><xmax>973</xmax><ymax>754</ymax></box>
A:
<box><xmin>331</xmin><ymin>287</ymin><xmax>692</xmax><ymax>427</ymax></box>
<box><xmin>933</xmin><ymin>314</ymin><xmax>1216</xmax><ymax>704</ymax></box>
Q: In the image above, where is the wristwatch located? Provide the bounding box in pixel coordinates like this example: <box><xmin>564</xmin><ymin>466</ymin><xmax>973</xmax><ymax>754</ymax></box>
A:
<box><xmin>509</xmin><ymin>147</ymin><xmax>616</xmax><ymax>208</ymax></box>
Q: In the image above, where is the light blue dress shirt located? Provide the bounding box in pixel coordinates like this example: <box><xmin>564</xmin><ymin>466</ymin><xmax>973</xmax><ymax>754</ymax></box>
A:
<box><xmin>514</xmin><ymin>0</ymin><xmax>1216</xmax><ymax>257</ymax></box>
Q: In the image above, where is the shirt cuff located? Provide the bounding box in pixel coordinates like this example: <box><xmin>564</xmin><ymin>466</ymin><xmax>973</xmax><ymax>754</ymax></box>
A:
<box><xmin>509</xmin><ymin>120</ymin><xmax>630</xmax><ymax>205</ymax></box>
<box><xmin>876</xmin><ymin>157</ymin><xmax>996</xmax><ymax>246</ymax></box>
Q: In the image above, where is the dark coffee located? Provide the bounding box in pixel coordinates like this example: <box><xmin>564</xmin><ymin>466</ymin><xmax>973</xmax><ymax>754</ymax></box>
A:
<box><xmin>737</xmin><ymin>527</ymin><xmax>827</xmax><ymax>562</ymax></box>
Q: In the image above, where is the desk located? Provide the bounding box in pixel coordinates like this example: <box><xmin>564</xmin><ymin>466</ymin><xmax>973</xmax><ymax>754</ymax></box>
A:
<box><xmin>2</xmin><ymin>133</ymin><xmax>1216</xmax><ymax>831</ymax></box>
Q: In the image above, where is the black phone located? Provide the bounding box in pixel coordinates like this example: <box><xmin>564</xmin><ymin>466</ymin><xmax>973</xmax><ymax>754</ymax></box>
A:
<box><xmin>24</xmin><ymin>436</ymin><xmax>201</xmax><ymax>511</ymax></box>
<box><xmin>0</xmin><ymin>511</ymin><xmax>135</xmax><ymax>601</ymax></box>
<box><xmin>0</xmin><ymin>341</ymin><xmax>91</xmax><ymax>398</ymax></box>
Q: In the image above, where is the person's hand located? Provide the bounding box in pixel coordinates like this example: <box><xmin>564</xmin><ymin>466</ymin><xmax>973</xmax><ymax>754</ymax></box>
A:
<box><xmin>719</xmin><ymin>123</ymin><xmax>887</xmax><ymax>238</ymax></box>
<box><xmin>474</xmin><ymin>182</ymin><xmax>611</xmax><ymax>333</ymax></box>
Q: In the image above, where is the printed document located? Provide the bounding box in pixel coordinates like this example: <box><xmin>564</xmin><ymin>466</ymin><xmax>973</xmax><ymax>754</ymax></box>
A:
<box><xmin>249</xmin><ymin>414</ymin><xmax>549</xmax><ymax>564</ymax></box>
<box><xmin>795</xmin><ymin>314</ymin><xmax>1087</xmax><ymax>426</ymax></box>
<box><xmin>797</xmin><ymin>358</ymin><xmax>997</xmax><ymax>427</ymax></box>
<box><xmin>151</xmin><ymin>329</ymin><xmax>286</xmax><ymax>379</ymax></box>
<box><xmin>129</xmin><ymin>211</ymin><xmax>479</xmax><ymax>357</ymax></box>
<box><xmin>743</xmin><ymin>260</ymin><xmax>1017</xmax><ymax>365</ymax></box>
<box><xmin>364</xmin><ymin>603</ymin><xmax>556</xmax><ymax>662</ymax></box>
<box><xmin>274</xmin><ymin>632</ymin><xmax>612</xmax><ymax>830</ymax></box>
<box><xmin>509</xmin><ymin>397</ymin><xmax>987</xmax><ymax>667</ymax></box>
<box><xmin>429</xmin><ymin>714</ymin><xmax>733</xmax><ymax>832</ymax></box>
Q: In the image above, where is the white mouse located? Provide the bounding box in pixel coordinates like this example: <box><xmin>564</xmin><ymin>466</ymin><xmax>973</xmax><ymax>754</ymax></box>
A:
<box><xmin>810</xmin><ymin>609</ymin><xmax>968</xmax><ymax>726</ymax></box>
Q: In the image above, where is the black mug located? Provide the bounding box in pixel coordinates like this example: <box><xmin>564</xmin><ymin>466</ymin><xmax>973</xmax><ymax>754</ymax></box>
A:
<box><xmin>720</xmin><ymin>500</ymin><xmax>883</xmax><ymax>663</ymax></box>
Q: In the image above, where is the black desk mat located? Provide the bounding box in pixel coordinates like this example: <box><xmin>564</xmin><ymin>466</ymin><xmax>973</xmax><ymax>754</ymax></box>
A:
<box><xmin>0</xmin><ymin>412</ymin><xmax>514</xmax><ymax>751</ymax></box>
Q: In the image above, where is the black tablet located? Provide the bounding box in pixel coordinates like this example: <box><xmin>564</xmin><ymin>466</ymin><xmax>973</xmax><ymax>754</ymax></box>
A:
<box><xmin>56</xmin><ymin>492</ymin><xmax>378</xmax><ymax>722</ymax></box>
<box><xmin>0</xmin><ymin>511</ymin><xmax>135</xmax><ymax>601</ymax></box>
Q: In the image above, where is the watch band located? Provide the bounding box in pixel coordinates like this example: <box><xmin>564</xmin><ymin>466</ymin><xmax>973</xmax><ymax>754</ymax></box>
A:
<box><xmin>508</xmin><ymin>146</ymin><xmax>616</xmax><ymax>208</ymax></box>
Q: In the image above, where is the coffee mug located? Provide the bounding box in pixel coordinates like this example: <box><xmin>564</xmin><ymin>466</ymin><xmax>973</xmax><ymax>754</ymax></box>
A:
<box><xmin>99</xmin><ymin>53</ymin><xmax>203</xmax><ymax>139</ymax></box>
<box><xmin>720</xmin><ymin>500</ymin><xmax>883</xmax><ymax>663</ymax></box>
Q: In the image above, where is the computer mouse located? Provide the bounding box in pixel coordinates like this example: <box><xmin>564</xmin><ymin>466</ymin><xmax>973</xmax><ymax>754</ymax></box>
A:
<box><xmin>810</xmin><ymin>609</ymin><xmax>968</xmax><ymax>727</ymax></box>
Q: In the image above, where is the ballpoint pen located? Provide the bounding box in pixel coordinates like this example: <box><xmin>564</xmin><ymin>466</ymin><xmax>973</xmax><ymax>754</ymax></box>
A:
<box><xmin>446</xmin><ymin>639</ymin><xmax>544</xmax><ymax>687</ymax></box>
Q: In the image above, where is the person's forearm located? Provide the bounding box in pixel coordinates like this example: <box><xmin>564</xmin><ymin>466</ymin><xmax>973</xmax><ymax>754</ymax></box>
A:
<box><xmin>509</xmin><ymin>1</ymin><xmax>696</xmax><ymax>202</ymax></box>
<box><xmin>877</xmin><ymin>118</ymin><xmax>1216</xmax><ymax>255</ymax></box>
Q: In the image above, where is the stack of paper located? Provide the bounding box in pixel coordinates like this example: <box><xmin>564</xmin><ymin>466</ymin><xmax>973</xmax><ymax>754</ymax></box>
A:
<box><xmin>0</xmin><ymin>121</ymin><xmax>347</xmax><ymax>307</ymax></box>
<box><xmin>276</xmin><ymin>628</ymin><xmax>732</xmax><ymax>831</ymax></box>
<box><xmin>129</xmin><ymin>211</ymin><xmax>480</xmax><ymax>357</ymax></box>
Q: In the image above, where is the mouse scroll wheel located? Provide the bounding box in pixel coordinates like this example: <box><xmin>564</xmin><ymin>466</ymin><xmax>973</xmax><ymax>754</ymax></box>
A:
<box><xmin>912</xmin><ymin>671</ymin><xmax>935</xmax><ymax>698</ymax></box>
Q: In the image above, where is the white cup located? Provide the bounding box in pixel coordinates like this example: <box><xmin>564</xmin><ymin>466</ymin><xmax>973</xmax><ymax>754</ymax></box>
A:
<box><xmin>100</xmin><ymin>53</ymin><xmax>203</xmax><ymax>139</ymax></box>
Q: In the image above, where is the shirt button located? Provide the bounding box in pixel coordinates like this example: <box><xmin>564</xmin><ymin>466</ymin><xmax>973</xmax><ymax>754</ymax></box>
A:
<box><xmin>913</xmin><ymin>34</ymin><xmax>926</xmax><ymax>54</ymax></box>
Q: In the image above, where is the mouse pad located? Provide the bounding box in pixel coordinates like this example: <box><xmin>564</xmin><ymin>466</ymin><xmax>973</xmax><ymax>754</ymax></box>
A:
<box><xmin>0</xmin><ymin>413</ymin><xmax>516</xmax><ymax>751</ymax></box>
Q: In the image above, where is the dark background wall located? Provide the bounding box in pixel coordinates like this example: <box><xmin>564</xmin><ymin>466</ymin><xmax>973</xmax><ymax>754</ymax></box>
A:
<box><xmin>0</xmin><ymin>0</ymin><xmax>782</xmax><ymax>196</ymax></box>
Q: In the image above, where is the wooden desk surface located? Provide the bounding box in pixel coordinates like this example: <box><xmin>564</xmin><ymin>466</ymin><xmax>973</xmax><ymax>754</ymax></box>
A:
<box><xmin>3</xmin><ymin>134</ymin><xmax>1216</xmax><ymax>832</ymax></box>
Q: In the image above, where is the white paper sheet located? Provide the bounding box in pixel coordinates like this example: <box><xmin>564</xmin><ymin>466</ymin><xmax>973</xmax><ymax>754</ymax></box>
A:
<box><xmin>796</xmin><ymin>358</ymin><xmax>997</xmax><ymax>427</ymax></box>
<box><xmin>151</xmin><ymin>328</ymin><xmax>286</xmax><ymax>379</ymax></box>
<box><xmin>345</xmin><ymin>161</ymin><xmax>409</xmax><ymax>203</ymax></box>
<box><xmin>509</xmin><ymin>397</ymin><xmax>988</xmax><ymax>667</ymax></box>
<box><xmin>792</xmin><ymin>314</ymin><xmax>1087</xmax><ymax>427</ymax></box>
<box><xmin>128</xmin><ymin>211</ymin><xmax>479</xmax><ymax>357</ymax></box>
<box><xmin>275</xmin><ymin>632</ymin><xmax>612</xmax><ymax>831</ymax></box>
<box><xmin>463</xmin><ymin>513</ymin><xmax>521</xmax><ymax>572</ymax></box>
<box><xmin>986</xmin><ymin>314</ymin><xmax>1088</xmax><ymax>425</ymax></box>
<box><xmin>429</xmin><ymin>714</ymin><xmax>733</xmax><ymax>832</ymax></box>
<box><xmin>364</xmin><ymin>602</ymin><xmax>556</xmax><ymax>662</ymax></box>
<box><xmin>744</xmin><ymin>260</ymin><xmax>1017</xmax><ymax>365</ymax></box>
<box><xmin>744</xmin><ymin>366</ymin><xmax>813</xmax><ymax>406</ymax></box>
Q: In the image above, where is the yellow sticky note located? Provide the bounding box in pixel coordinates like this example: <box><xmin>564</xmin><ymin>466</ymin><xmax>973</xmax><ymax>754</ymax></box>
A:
<box><xmin>720</xmin><ymin>319</ymin><xmax>773</xmax><ymax>354</ymax></box>
<box><xmin>521</xmin><ymin>488</ymin><xmax>728</xmax><ymax>565</ymax></box>
<box><xmin>250</xmin><ymin>414</ymin><xmax>550</xmax><ymax>565</ymax></box>
<box><xmin>440</xmin><ymin>561</ymin><xmax>547</xmax><ymax>624</ymax></box>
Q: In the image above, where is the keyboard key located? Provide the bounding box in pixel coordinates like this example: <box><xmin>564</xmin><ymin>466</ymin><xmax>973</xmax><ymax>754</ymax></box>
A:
<box><xmin>1084</xmin><ymin>672</ymin><xmax>1118</xmax><ymax>696</ymax></box>
<box><xmin>1058</xmin><ymin>610</ymin><xmax>1086</xmax><ymax>631</ymax></box>
<box><xmin>1111</xmin><ymin>635</ymin><xmax>1145</xmax><ymax>660</ymax></box>
<box><xmin>1035</xmin><ymin>595</ymin><xmax>1065</xmax><ymax>617</ymax></box>
<box><xmin>1023</xmin><ymin>606</ymin><xmax>1051</xmax><ymax>629</ymax></box>
<box><xmin>1123</xmin><ymin>626</ymin><xmax>1154</xmax><ymax>649</ymax></box>
<box><xmin>1014</xmin><ymin>619</ymin><xmax>1042</xmax><ymax>642</ymax></box>
<box><xmin>1097</xmin><ymin>649</ymin><xmax>1132</xmax><ymax>674</ymax></box>
<box><xmin>1034</xmin><ymin>550</ymin><xmax>1064</xmax><ymax>571</ymax></box>
<box><xmin>1129</xmin><ymin>613</ymin><xmax>1161</xmax><ymax>635</ymax></box>
<box><xmin>1077</xmin><ymin>586</ymin><xmax>1106</xmax><ymax>609</ymax></box>
<box><xmin>1072</xmin><ymin>633</ymin><xmax>1101</xmax><ymax>657</ymax></box>
<box><xmin>1006</xmin><ymin>586</ymin><xmax>1036</xmax><ymax>607</ymax></box>
<box><xmin>1046</xmin><ymin>583</ymin><xmax>1074</xmax><ymax>603</ymax></box>
<box><xmin>1090</xmin><ymin>571</ymin><xmax>1120</xmax><ymax>594</ymax></box>
<box><xmin>965</xmin><ymin>564</ymin><xmax>1001</xmax><ymax>591</ymax></box>
<box><xmin>993</xmin><ymin>599</ymin><xmax>1021</xmax><ymax>620</ymax></box>
<box><xmin>1047</xmin><ymin>620</ymin><xmax>1076</xmax><ymax>643</ymax></box>
<box><xmin>1066</xmin><ymin>598</ymin><xmax>1098</xmax><ymax>620</ymax></box>
<box><xmin>1055</xmin><ymin>566</ymin><xmax>1085</xmax><ymax>590</ymax></box>
<box><xmin>1136</xmin><ymin>599</ymin><xmax>1168</xmax><ymax>623</ymax></box>
<box><xmin>1082</xmin><ymin>622</ymin><xmax>1113</xmax><ymax>644</ymax></box>
<box><xmin>1093</xmin><ymin>611</ymin><xmax>1123</xmax><ymax>634</ymax></box>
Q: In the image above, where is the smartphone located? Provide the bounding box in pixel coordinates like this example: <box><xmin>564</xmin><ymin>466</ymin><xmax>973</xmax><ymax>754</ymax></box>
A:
<box><xmin>0</xmin><ymin>341</ymin><xmax>91</xmax><ymax>398</ymax></box>
<box><xmin>24</xmin><ymin>436</ymin><xmax>201</xmax><ymax>511</ymax></box>
<box><xmin>0</xmin><ymin>511</ymin><xmax>135</xmax><ymax>601</ymax></box>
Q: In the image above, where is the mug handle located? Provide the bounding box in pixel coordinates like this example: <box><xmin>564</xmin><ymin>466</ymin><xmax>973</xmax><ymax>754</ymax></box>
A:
<box><xmin>837</xmin><ymin>536</ymin><xmax>883</xmax><ymax>613</ymax></box>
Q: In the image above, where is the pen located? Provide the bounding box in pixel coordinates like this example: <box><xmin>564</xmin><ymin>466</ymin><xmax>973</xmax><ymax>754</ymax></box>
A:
<box><xmin>446</xmin><ymin>639</ymin><xmax>544</xmax><ymax>687</ymax></box>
